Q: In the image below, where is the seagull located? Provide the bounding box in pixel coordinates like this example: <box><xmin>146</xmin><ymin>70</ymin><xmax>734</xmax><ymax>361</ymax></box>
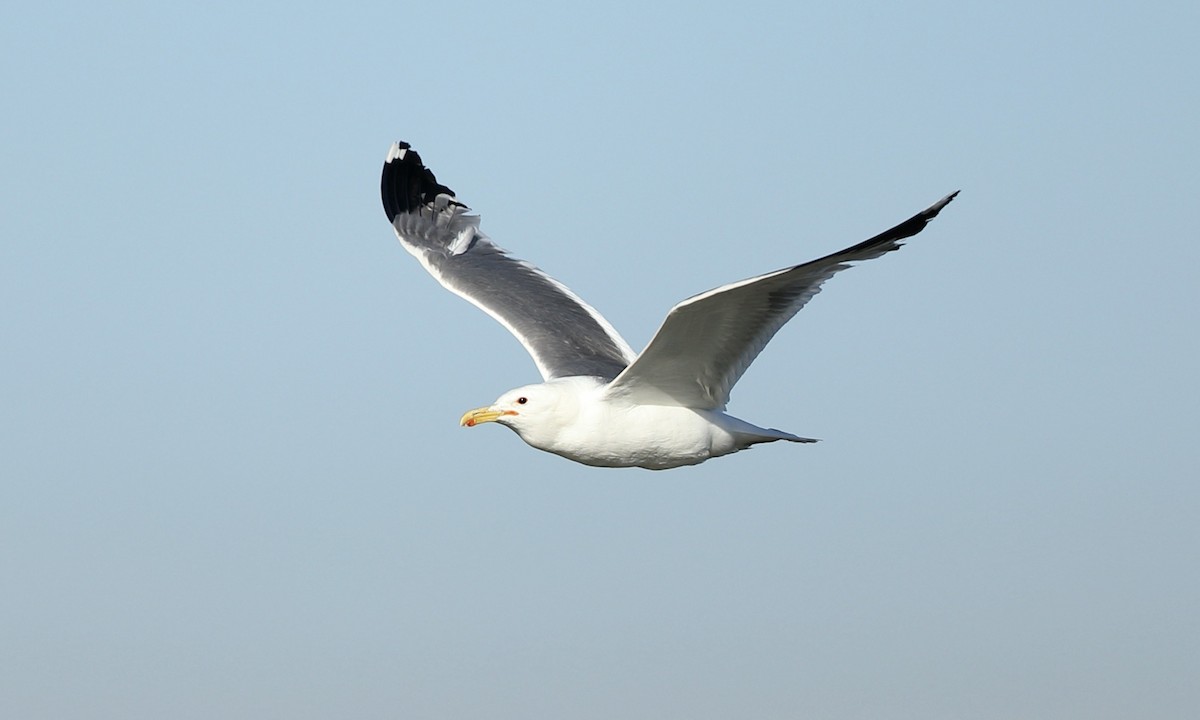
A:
<box><xmin>381</xmin><ymin>141</ymin><xmax>956</xmax><ymax>470</ymax></box>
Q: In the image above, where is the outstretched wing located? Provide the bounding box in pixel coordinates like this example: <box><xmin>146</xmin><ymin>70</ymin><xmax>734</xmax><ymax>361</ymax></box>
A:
<box><xmin>381</xmin><ymin>142</ymin><xmax>636</xmax><ymax>381</ymax></box>
<box><xmin>603</xmin><ymin>192</ymin><xmax>958</xmax><ymax>409</ymax></box>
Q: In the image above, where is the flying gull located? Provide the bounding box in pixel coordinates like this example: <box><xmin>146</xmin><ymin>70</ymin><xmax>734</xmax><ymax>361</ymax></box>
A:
<box><xmin>381</xmin><ymin>141</ymin><xmax>956</xmax><ymax>470</ymax></box>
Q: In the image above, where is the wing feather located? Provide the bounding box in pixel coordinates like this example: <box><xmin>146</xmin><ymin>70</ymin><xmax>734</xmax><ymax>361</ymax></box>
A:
<box><xmin>604</xmin><ymin>192</ymin><xmax>958</xmax><ymax>408</ymax></box>
<box><xmin>381</xmin><ymin>142</ymin><xmax>636</xmax><ymax>381</ymax></box>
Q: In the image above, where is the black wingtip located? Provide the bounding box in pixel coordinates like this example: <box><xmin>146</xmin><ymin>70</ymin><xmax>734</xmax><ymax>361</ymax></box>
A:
<box><xmin>380</xmin><ymin>141</ymin><xmax>457</xmax><ymax>223</ymax></box>
<box><xmin>820</xmin><ymin>190</ymin><xmax>959</xmax><ymax>262</ymax></box>
<box><xmin>875</xmin><ymin>190</ymin><xmax>960</xmax><ymax>245</ymax></box>
<box><xmin>924</xmin><ymin>190</ymin><xmax>960</xmax><ymax>219</ymax></box>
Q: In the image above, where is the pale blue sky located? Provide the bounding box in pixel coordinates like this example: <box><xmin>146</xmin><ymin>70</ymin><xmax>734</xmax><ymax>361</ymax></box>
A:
<box><xmin>2</xmin><ymin>1</ymin><xmax>1197</xmax><ymax>718</ymax></box>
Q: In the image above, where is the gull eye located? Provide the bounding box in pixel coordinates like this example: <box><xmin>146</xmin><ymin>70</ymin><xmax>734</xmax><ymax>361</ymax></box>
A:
<box><xmin>516</xmin><ymin>397</ymin><xmax>528</xmax><ymax>405</ymax></box>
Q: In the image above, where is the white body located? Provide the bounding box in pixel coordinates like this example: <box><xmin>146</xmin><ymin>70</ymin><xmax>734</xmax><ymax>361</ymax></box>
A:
<box><xmin>473</xmin><ymin>377</ymin><xmax>806</xmax><ymax>470</ymax></box>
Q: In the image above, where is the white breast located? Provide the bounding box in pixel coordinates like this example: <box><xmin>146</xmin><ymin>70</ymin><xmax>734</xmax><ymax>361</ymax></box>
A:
<box><xmin>545</xmin><ymin>400</ymin><xmax>734</xmax><ymax>470</ymax></box>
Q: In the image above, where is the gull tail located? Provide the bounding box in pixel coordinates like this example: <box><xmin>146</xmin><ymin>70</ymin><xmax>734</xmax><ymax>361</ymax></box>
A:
<box><xmin>718</xmin><ymin>414</ymin><xmax>819</xmax><ymax>449</ymax></box>
<box><xmin>740</xmin><ymin>428</ymin><xmax>820</xmax><ymax>446</ymax></box>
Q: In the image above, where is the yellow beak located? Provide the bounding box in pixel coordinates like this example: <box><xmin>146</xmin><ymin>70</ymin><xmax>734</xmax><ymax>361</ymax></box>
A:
<box><xmin>459</xmin><ymin>407</ymin><xmax>515</xmax><ymax>427</ymax></box>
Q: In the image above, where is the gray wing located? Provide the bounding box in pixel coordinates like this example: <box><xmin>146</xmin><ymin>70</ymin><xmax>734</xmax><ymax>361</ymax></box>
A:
<box><xmin>603</xmin><ymin>192</ymin><xmax>958</xmax><ymax>409</ymax></box>
<box><xmin>381</xmin><ymin>142</ymin><xmax>636</xmax><ymax>381</ymax></box>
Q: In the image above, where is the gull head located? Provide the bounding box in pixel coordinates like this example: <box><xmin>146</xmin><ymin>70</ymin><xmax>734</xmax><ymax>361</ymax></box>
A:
<box><xmin>459</xmin><ymin>378</ymin><xmax>595</xmax><ymax>448</ymax></box>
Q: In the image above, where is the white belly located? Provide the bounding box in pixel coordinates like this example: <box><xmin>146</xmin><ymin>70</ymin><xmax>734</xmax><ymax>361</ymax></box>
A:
<box><xmin>543</xmin><ymin>404</ymin><xmax>737</xmax><ymax>470</ymax></box>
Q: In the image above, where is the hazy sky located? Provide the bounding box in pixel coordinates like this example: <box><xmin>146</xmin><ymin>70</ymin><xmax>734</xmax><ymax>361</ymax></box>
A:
<box><xmin>2</xmin><ymin>1</ymin><xmax>1197</xmax><ymax>718</ymax></box>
